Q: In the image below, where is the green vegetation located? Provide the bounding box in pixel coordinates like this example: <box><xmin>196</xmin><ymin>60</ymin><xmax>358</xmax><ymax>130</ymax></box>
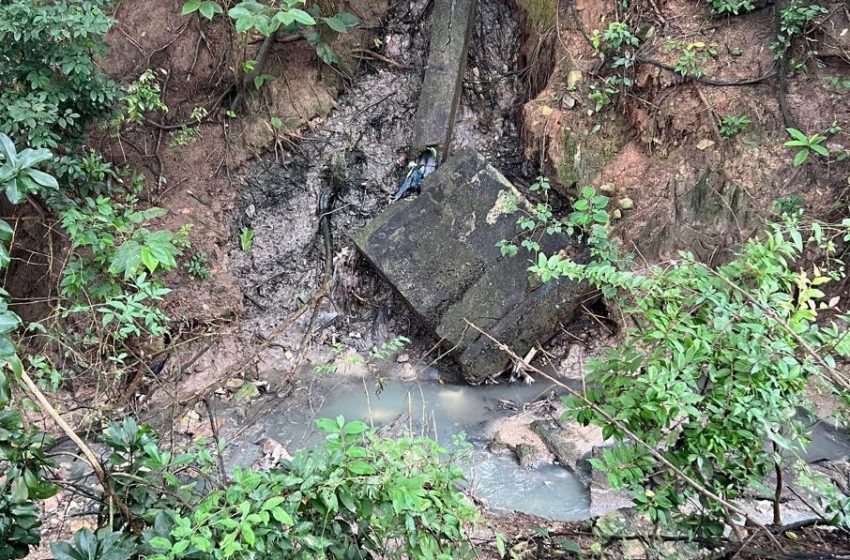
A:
<box><xmin>239</xmin><ymin>226</ymin><xmax>255</xmax><ymax>252</ymax></box>
<box><xmin>314</xmin><ymin>336</ymin><xmax>411</xmax><ymax>376</ymax></box>
<box><xmin>705</xmin><ymin>0</ymin><xmax>755</xmax><ymax>15</ymax></box>
<box><xmin>784</xmin><ymin>126</ymin><xmax>830</xmax><ymax>166</ymax></box>
<box><xmin>184</xmin><ymin>0</ymin><xmax>359</xmax><ymax>69</ymax></box>
<box><xmin>0</xmin><ymin>0</ymin><xmax>119</xmax><ymax>152</ymax></box>
<box><xmin>719</xmin><ymin>115</ymin><xmax>752</xmax><ymax>138</ymax></box>
<box><xmin>773</xmin><ymin>0</ymin><xmax>827</xmax><ymax>55</ymax></box>
<box><xmin>0</xmin><ymin>135</ymin><xmax>59</xmax><ymax>559</ymax></box>
<box><xmin>665</xmin><ymin>39</ymin><xmax>718</xmax><ymax>78</ymax></box>
<box><xmin>586</xmin><ymin>22</ymin><xmax>640</xmax><ymax>112</ymax></box>
<box><xmin>46</xmin><ymin>416</ymin><xmax>477</xmax><ymax>560</ymax></box>
<box><xmin>185</xmin><ymin>252</ymin><xmax>211</xmax><ymax>280</ymax></box>
<box><xmin>1</xmin><ymin>0</ymin><xmax>848</xmax><ymax>557</ymax></box>
<box><xmin>522</xmin><ymin>185</ymin><xmax>850</xmax><ymax>533</ymax></box>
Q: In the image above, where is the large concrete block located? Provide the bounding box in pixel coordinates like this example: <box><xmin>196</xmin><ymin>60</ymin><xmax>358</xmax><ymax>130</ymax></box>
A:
<box><xmin>354</xmin><ymin>151</ymin><xmax>592</xmax><ymax>384</ymax></box>
<box><xmin>410</xmin><ymin>0</ymin><xmax>476</xmax><ymax>159</ymax></box>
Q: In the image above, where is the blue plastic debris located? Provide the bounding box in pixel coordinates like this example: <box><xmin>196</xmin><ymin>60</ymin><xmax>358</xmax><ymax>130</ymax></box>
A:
<box><xmin>392</xmin><ymin>148</ymin><xmax>438</xmax><ymax>200</ymax></box>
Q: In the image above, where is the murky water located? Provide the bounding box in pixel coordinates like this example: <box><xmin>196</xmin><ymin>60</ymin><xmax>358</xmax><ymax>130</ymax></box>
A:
<box><xmin>260</xmin><ymin>376</ymin><xmax>591</xmax><ymax>521</ymax></box>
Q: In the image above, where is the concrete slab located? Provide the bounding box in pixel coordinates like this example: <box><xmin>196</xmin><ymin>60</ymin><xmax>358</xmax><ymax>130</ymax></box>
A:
<box><xmin>354</xmin><ymin>150</ymin><xmax>593</xmax><ymax>383</ymax></box>
<box><xmin>410</xmin><ymin>0</ymin><xmax>476</xmax><ymax>159</ymax></box>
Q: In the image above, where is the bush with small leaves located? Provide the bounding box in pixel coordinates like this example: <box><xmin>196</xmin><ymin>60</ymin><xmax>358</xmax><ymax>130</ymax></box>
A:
<box><xmin>146</xmin><ymin>417</ymin><xmax>477</xmax><ymax>560</ymax></box>
<box><xmin>529</xmin><ymin>201</ymin><xmax>850</xmax><ymax>534</ymax></box>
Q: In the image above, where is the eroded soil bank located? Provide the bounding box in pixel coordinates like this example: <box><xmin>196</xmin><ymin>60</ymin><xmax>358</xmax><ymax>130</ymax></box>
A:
<box><xmin>27</xmin><ymin>0</ymin><xmax>850</xmax><ymax>556</ymax></box>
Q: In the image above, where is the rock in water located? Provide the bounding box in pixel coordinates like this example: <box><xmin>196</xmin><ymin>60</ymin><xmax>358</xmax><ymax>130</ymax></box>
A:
<box><xmin>353</xmin><ymin>150</ymin><xmax>594</xmax><ymax>383</ymax></box>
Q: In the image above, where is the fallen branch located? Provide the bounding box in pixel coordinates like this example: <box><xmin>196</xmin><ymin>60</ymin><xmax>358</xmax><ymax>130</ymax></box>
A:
<box><xmin>19</xmin><ymin>371</ymin><xmax>137</xmax><ymax>531</ymax></box>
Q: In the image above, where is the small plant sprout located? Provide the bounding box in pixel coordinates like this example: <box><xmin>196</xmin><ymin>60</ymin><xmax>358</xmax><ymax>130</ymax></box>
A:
<box><xmin>784</xmin><ymin>127</ymin><xmax>829</xmax><ymax>166</ymax></box>
<box><xmin>530</xmin><ymin>176</ymin><xmax>551</xmax><ymax>193</ymax></box>
<box><xmin>185</xmin><ymin>252</ymin><xmax>211</xmax><ymax>280</ymax></box>
<box><xmin>239</xmin><ymin>227</ymin><xmax>254</xmax><ymax>252</ymax></box>
<box><xmin>496</xmin><ymin>239</ymin><xmax>519</xmax><ymax>258</ymax></box>
<box><xmin>719</xmin><ymin>115</ymin><xmax>752</xmax><ymax>138</ymax></box>
<box><xmin>190</xmin><ymin>106</ymin><xmax>208</xmax><ymax>122</ymax></box>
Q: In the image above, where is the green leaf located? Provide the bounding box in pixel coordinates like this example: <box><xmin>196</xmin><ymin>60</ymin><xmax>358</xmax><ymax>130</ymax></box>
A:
<box><xmin>347</xmin><ymin>460</ymin><xmax>375</xmax><ymax>475</ymax></box>
<box><xmin>50</xmin><ymin>542</ymin><xmax>80</xmax><ymax>560</ymax></box>
<box><xmin>271</xmin><ymin>507</ymin><xmax>294</xmax><ymax>525</ymax></box>
<box><xmin>793</xmin><ymin>150</ymin><xmax>809</xmax><ymax>166</ymax></box>
<box><xmin>261</xmin><ymin>496</ymin><xmax>285</xmax><ymax>511</ymax></box>
<box><xmin>315</xmin><ymin>417</ymin><xmax>338</xmax><ymax>433</ymax></box>
<box><xmin>182</xmin><ymin>0</ymin><xmax>202</xmax><ymax>14</ymax></box>
<box><xmin>0</xmin><ymin>334</ymin><xmax>16</xmax><ymax>359</ymax></box>
<box><xmin>26</xmin><ymin>169</ymin><xmax>58</xmax><ymax>189</ymax></box>
<box><xmin>0</xmin><ymin>134</ymin><xmax>17</xmax><ymax>165</ymax></box>
<box><xmin>0</xmin><ymin>220</ymin><xmax>14</xmax><ymax>242</ymax></box>
<box><xmin>0</xmin><ymin>369</ymin><xmax>10</xmax><ymax>404</ymax></box>
<box><xmin>495</xmin><ymin>532</ymin><xmax>506</xmax><ymax>557</ymax></box>
<box><xmin>288</xmin><ymin>8</ymin><xmax>315</xmax><ymax>25</ymax></box>
<box><xmin>229</xmin><ymin>1</ymin><xmax>263</xmax><ymax>18</ymax></box>
<box><xmin>556</xmin><ymin>538</ymin><xmax>582</xmax><ymax>553</ymax></box>
<box><xmin>322</xmin><ymin>15</ymin><xmax>348</xmax><ymax>33</ymax></box>
<box><xmin>335</xmin><ymin>12</ymin><xmax>359</xmax><ymax>27</ymax></box>
<box><xmin>171</xmin><ymin>540</ymin><xmax>190</xmax><ymax>555</ymax></box>
<box><xmin>16</xmin><ymin>148</ymin><xmax>52</xmax><ymax>170</ymax></box>
<box><xmin>199</xmin><ymin>1</ymin><xmax>223</xmax><ymax>20</ymax></box>
<box><xmin>810</xmin><ymin>144</ymin><xmax>829</xmax><ymax>157</ymax></box>
<box><xmin>6</xmin><ymin>179</ymin><xmax>26</xmax><ymax>205</ymax></box>
<box><xmin>241</xmin><ymin>522</ymin><xmax>256</xmax><ymax>546</ymax></box>
<box><xmin>786</xmin><ymin>127</ymin><xmax>807</xmax><ymax>142</ymax></box>
<box><xmin>149</xmin><ymin>536</ymin><xmax>173</xmax><ymax>551</ymax></box>
<box><xmin>0</xmin><ymin>244</ymin><xmax>10</xmax><ymax>270</ymax></box>
<box><xmin>140</xmin><ymin>246</ymin><xmax>158</xmax><ymax>273</ymax></box>
<box><xmin>109</xmin><ymin>240</ymin><xmax>143</xmax><ymax>279</ymax></box>
<box><xmin>11</xmin><ymin>476</ymin><xmax>28</xmax><ymax>502</ymax></box>
<box><xmin>343</xmin><ymin>420</ymin><xmax>368</xmax><ymax>435</ymax></box>
<box><xmin>0</xmin><ymin>311</ymin><xmax>21</xmax><ymax>334</ymax></box>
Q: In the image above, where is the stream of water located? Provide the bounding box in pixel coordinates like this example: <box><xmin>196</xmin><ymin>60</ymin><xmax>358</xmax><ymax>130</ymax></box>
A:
<box><xmin>259</xmin><ymin>376</ymin><xmax>591</xmax><ymax>522</ymax></box>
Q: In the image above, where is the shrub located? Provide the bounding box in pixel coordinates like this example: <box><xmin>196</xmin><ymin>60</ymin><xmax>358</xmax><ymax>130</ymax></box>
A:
<box><xmin>0</xmin><ymin>0</ymin><xmax>119</xmax><ymax>151</ymax></box>
<box><xmin>48</xmin><ymin>416</ymin><xmax>479</xmax><ymax>560</ymax></box>
<box><xmin>527</xmin><ymin>191</ymin><xmax>850</xmax><ymax>534</ymax></box>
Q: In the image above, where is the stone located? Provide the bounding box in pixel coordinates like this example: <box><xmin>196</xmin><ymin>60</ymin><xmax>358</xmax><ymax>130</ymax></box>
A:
<box><xmin>638</xmin><ymin>168</ymin><xmax>754</xmax><ymax>262</ymax></box>
<box><xmin>254</xmin><ymin>436</ymin><xmax>293</xmax><ymax>470</ymax></box>
<box><xmin>621</xmin><ymin>539</ymin><xmax>647</xmax><ymax>559</ymax></box>
<box><xmin>695</xmin><ymin>138</ymin><xmax>715</xmax><ymax>150</ymax></box>
<box><xmin>410</xmin><ymin>0</ymin><xmax>476</xmax><ymax>158</ymax></box>
<box><xmin>531</xmin><ymin>419</ymin><xmax>605</xmax><ymax>484</ymax></box>
<box><xmin>618</xmin><ymin>197</ymin><xmax>634</xmax><ymax>210</ymax></box>
<box><xmin>354</xmin><ymin>150</ymin><xmax>593</xmax><ymax>383</ymax></box>
<box><xmin>225</xmin><ymin>378</ymin><xmax>245</xmax><ymax>389</ymax></box>
<box><xmin>566</xmin><ymin>69</ymin><xmax>583</xmax><ymax>90</ymax></box>
<box><xmin>513</xmin><ymin>443</ymin><xmax>543</xmax><ymax>469</ymax></box>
